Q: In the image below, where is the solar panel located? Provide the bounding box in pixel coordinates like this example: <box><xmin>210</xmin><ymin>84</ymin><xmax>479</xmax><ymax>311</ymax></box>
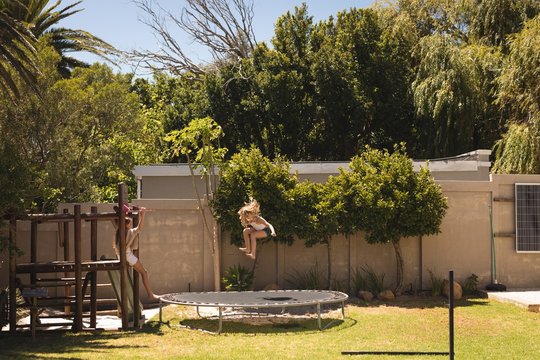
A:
<box><xmin>516</xmin><ymin>183</ymin><xmax>540</xmax><ymax>252</ymax></box>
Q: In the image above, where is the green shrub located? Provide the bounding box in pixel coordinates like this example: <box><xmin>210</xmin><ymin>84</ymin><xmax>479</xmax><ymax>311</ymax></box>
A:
<box><xmin>351</xmin><ymin>267</ymin><xmax>368</xmax><ymax>295</ymax></box>
<box><xmin>286</xmin><ymin>260</ymin><xmax>326</xmax><ymax>290</ymax></box>
<box><xmin>222</xmin><ymin>265</ymin><xmax>254</xmax><ymax>291</ymax></box>
<box><xmin>428</xmin><ymin>270</ymin><xmax>444</xmax><ymax>297</ymax></box>
<box><xmin>362</xmin><ymin>265</ymin><xmax>386</xmax><ymax>294</ymax></box>
<box><xmin>463</xmin><ymin>273</ymin><xmax>479</xmax><ymax>295</ymax></box>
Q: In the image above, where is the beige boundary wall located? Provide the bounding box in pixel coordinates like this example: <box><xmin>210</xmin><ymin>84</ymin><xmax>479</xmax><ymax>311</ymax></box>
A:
<box><xmin>2</xmin><ymin>174</ymin><xmax>540</xmax><ymax>301</ymax></box>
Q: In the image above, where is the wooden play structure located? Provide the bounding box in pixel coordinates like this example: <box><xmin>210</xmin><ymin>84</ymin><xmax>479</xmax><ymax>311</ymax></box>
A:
<box><xmin>5</xmin><ymin>184</ymin><xmax>142</xmax><ymax>334</ymax></box>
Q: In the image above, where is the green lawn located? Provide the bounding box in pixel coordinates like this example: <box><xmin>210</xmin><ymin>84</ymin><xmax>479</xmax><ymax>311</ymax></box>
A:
<box><xmin>1</xmin><ymin>296</ymin><xmax>539</xmax><ymax>359</ymax></box>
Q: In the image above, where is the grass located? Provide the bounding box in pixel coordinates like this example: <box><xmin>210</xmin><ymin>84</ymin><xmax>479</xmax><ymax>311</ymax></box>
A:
<box><xmin>1</xmin><ymin>296</ymin><xmax>540</xmax><ymax>359</ymax></box>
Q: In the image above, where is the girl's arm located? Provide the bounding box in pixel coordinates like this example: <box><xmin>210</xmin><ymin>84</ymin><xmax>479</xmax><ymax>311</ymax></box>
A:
<box><xmin>268</xmin><ymin>222</ymin><xmax>276</xmax><ymax>236</ymax></box>
<box><xmin>133</xmin><ymin>208</ymin><xmax>146</xmax><ymax>234</ymax></box>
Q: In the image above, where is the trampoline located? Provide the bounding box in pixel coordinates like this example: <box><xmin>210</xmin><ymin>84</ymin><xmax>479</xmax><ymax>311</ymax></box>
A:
<box><xmin>159</xmin><ymin>290</ymin><xmax>348</xmax><ymax>333</ymax></box>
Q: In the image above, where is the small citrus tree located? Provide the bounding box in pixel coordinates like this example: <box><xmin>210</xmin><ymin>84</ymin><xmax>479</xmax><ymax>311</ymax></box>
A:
<box><xmin>211</xmin><ymin>147</ymin><xmax>298</xmax><ymax>247</ymax></box>
<box><xmin>348</xmin><ymin>145</ymin><xmax>448</xmax><ymax>291</ymax></box>
<box><xmin>165</xmin><ymin>117</ymin><xmax>227</xmax><ymax>291</ymax></box>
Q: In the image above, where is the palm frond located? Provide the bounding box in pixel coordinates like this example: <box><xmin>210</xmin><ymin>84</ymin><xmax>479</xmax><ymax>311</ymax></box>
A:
<box><xmin>0</xmin><ymin>10</ymin><xmax>39</xmax><ymax>98</ymax></box>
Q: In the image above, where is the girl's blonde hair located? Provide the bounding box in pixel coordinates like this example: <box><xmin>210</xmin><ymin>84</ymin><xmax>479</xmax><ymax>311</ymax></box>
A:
<box><xmin>238</xmin><ymin>199</ymin><xmax>260</xmax><ymax>227</ymax></box>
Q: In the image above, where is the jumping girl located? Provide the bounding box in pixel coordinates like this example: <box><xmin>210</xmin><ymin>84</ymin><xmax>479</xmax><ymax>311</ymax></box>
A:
<box><xmin>238</xmin><ymin>199</ymin><xmax>276</xmax><ymax>260</ymax></box>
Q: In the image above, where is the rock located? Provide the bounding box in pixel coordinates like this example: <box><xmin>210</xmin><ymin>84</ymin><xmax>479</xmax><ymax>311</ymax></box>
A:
<box><xmin>358</xmin><ymin>290</ymin><xmax>374</xmax><ymax>302</ymax></box>
<box><xmin>263</xmin><ymin>283</ymin><xmax>281</xmax><ymax>291</ymax></box>
<box><xmin>442</xmin><ymin>280</ymin><xmax>463</xmax><ymax>300</ymax></box>
<box><xmin>378</xmin><ymin>290</ymin><xmax>395</xmax><ymax>301</ymax></box>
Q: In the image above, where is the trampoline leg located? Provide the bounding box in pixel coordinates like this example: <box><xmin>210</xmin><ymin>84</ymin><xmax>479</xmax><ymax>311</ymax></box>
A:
<box><xmin>159</xmin><ymin>299</ymin><xmax>162</xmax><ymax>324</ymax></box>
<box><xmin>218</xmin><ymin>307</ymin><xmax>222</xmax><ymax>334</ymax></box>
<box><xmin>196</xmin><ymin>306</ymin><xmax>201</xmax><ymax>318</ymax></box>
<box><xmin>317</xmin><ymin>303</ymin><xmax>321</xmax><ymax>330</ymax></box>
<box><xmin>341</xmin><ymin>301</ymin><xmax>345</xmax><ymax>319</ymax></box>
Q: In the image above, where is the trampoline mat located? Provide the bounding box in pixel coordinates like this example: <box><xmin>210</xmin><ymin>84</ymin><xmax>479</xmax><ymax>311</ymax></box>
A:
<box><xmin>160</xmin><ymin>290</ymin><xmax>348</xmax><ymax>308</ymax></box>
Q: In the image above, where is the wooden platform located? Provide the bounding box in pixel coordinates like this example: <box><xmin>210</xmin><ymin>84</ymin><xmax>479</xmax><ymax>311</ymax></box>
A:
<box><xmin>16</xmin><ymin>260</ymin><xmax>121</xmax><ymax>273</ymax></box>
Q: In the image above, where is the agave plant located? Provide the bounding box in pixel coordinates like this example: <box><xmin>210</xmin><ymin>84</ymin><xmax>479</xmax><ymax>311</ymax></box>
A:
<box><xmin>222</xmin><ymin>264</ymin><xmax>254</xmax><ymax>291</ymax></box>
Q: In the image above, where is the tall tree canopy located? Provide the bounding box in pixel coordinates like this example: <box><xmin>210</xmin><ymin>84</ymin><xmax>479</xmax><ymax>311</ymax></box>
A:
<box><xmin>0</xmin><ymin>41</ymin><xmax>163</xmax><ymax>214</ymax></box>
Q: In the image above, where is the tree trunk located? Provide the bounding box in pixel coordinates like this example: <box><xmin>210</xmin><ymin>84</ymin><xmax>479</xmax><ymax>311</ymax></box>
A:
<box><xmin>212</xmin><ymin>220</ymin><xmax>221</xmax><ymax>292</ymax></box>
<box><xmin>392</xmin><ymin>240</ymin><xmax>404</xmax><ymax>293</ymax></box>
<box><xmin>327</xmin><ymin>240</ymin><xmax>332</xmax><ymax>290</ymax></box>
<box><xmin>250</xmin><ymin>241</ymin><xmax>264</xmax><ymax>290</ymax></box>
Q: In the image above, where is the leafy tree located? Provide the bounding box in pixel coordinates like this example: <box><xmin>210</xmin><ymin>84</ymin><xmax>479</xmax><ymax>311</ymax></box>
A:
<box><xmin>493</xmin><ymin>15</ymin><xmax>540</xmax><ymax>173</ymax></box>
<box><xmin>0</xmin><ymin>42</ymin><xmax>162</xmax><ymax>212</ymax></box>
<box><xmin>166</xmin><ymin>117</ymin><xmax>227</xmax><ymax>291</ymax></box>
<box><xmin>347</xmin><ymin>145</ymin><xmax>448</xmax><ymax>291</ymax></box>
<box><xmin>211</xmin><ymin>147</ymin><xmax>301</xmax><ymax>286</ymax></box>
<box><xmin>4</xmin><ymin>0</ymin><xmax>117</xmax><ymax>77</ymax></box>
<box><xmin>212</xmin><ymin>147</ymin><xmax>298</xmax><ymax>246</ymax></box>
<box><xmin>133</xmin><ymin>73</ymin><xmax>209</xmax><ymax>135</ymax></box>
<box><xmin>411</xmin><ymin>34</ymin><xmax>484</xmax><ymax>157</ymax></box>
<box><xmin>496</xmin><ymin>15</ymin><xmax>540</xmax><ymax>123</ymax></box>
<box><xmin>492</xmin><ymin>121</ymin><xmax>540</xmax><ymax>174</ymax></box>
<box><xmin>462</xmin><ymin>0</ymin><xmax>540</xmax><ymax>47</ymax></box>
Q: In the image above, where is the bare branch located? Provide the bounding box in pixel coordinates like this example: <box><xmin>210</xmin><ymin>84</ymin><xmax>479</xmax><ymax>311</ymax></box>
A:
<box><xmin>129</xmin><ymin>0</ymin><xmax>256</xmax><ymax>78</ymax></box>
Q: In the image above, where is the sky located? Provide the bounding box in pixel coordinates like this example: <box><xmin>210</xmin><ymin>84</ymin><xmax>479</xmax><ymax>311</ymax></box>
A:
<box><xmin>61</xmin><ymin>0</ymin><xmax>375</xmax><ymax>76</ymax></box>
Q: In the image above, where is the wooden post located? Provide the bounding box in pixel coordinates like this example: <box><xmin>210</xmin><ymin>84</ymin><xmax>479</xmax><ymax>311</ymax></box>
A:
<box><xmin>90</xmin><ymin>206</ymin><xmax>98</xmax><ymax>328</ymax></box>
<box><xmin>118</xmin><ymin>183</ymin><xmax>129</xmax><ymax>330</ymax></box>
<box><xmin>8</xmin><ymin>219</ymin><xmax>17</xmax><ymax>333</ymax></box>
<box><xmin>30</xmin><ymin>221</ymin><xmax>37</xmax><ymax>285</ymax></box>
<box><xmin>63</xmin><ymin>209</ymin><xmax>71</xmax><ymax>314</ymax></box>
<box><xmin>74</xmin><ymin>205</ymin><xmax>83</xmax><ymax>331</ymax></box>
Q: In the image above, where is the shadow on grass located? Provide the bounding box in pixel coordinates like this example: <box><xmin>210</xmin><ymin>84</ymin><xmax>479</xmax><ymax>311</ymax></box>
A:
<box><xmin>347</xmin><ymin>295</ymin><xmax>490</xmax><ymax>310</ymax></box>
<box><xmin>0</xmin><ymin>319</ymin><xmax>169</xmax><ymax>359</ymax></box>
<box><xmin>0</xmin><ymin>331</ymin><xmax>150</xmax><ymax>359</ymax></box>
<box><xmin>176</xmin><ymin>316</ymin><xmax>355</xmax><ymax>334</ymax></box>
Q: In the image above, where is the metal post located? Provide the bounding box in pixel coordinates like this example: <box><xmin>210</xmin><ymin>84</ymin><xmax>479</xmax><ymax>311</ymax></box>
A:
<box><xmin>449</xmin><ymin>270</ymin><xmax>455</xmax><ymax>360</ymax></box>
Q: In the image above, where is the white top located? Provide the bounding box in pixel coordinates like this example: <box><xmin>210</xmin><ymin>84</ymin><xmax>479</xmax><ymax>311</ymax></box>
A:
<box><xmin>249</xmin><ymin>216</ymin><xmax>268</xmax><ymax>231</ymax></box>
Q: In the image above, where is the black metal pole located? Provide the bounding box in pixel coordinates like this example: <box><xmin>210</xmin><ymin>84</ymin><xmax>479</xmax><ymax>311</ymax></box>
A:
<box><xmin>449</xmin><ymin>270</ymin><xmax>455</xmax><ymax>360</ymax></box>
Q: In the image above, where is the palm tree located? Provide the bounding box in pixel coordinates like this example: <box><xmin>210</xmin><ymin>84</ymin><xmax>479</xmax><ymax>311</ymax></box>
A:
<box><xmin>5</xmin><ymin>0</ymin><xmax>119</xmax><ymax>77</ymax></box>
<box><xmin>0</xmin><ymin>3</ymin><xmax>39</xmax><ymax>98</ymax></box>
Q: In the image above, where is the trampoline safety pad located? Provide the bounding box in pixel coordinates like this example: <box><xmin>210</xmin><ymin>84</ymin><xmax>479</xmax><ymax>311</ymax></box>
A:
<box><xmin>159</xmin><ymin>290</ymin><xmax>348</xmax><ymax>334</ymax></box>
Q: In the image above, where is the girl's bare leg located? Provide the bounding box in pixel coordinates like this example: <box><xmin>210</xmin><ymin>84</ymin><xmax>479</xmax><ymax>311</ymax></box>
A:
<box><xmin>246</xmin><ymin>233</ymin><xmax>257</xmax><ymax>259</ymax></box>
<box><xmin>240</xmin><ymin>228</ymin><xmax>253</xmax><ymax>253</ymax></box>
<box><xmin>133</xmin><ymin>260</ymin><xmax>159</xmax><ymax>301</ymax></box>
<box><xmin>246</xmin><ymin>230</ymin><xmax>267</xmax><ymax>259</ymax></box>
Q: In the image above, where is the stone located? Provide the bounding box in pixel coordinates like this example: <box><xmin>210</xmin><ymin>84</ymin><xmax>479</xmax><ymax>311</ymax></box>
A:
<box><xmin>263</xmin><ymin>283</ymin><xmax>281</xmax><ymax>291</ymax></box>
<box><xmin>442</xmin><ymin>280</ymin><xmax>463</xmax><ymax>300</ymax></box>
<box><xmin>358</xmin><ymin>290</ymin><xmax>374</xmax><ymax>302</ymax></box>
<box><xmin>378</xmin><ymin>290</ymin><xmax>395</xmax><ymax>301</ymax></box>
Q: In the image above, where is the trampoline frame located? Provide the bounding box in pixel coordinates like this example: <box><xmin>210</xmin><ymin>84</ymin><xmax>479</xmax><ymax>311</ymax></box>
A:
<box><xmin>158</xmin><ymin>289</ymin><xmax>348</xmax><ymax>334</ymax></box>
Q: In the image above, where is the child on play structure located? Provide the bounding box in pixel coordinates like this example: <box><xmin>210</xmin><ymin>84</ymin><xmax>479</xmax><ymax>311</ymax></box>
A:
<box><xmin>113</xmin><ymin>205</ymin><xmax>160</xmax><ymax>301</ymax></box>
<box><xmin>238</xmin><ymin>199</ymin><xmax>276</xmax><ymax>260</ymax></box>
